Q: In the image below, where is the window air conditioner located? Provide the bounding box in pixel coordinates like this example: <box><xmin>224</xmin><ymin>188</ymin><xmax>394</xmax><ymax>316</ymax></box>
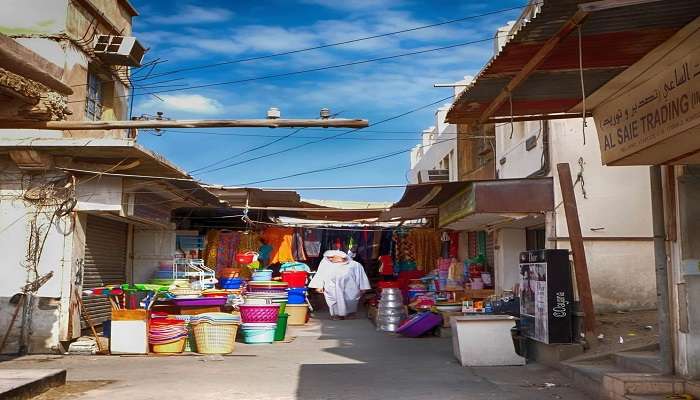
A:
<box><xmin>93</xmin><ymin>35</ymin><xmax>146</xmax><ymax>67</ymax></box>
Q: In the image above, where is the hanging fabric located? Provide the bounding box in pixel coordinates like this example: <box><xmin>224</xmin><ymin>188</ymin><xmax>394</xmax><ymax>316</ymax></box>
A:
<box><xmin>407</xmin><ymin>229</ymin><xmax>441</xmax><ymax>271</ymax></box>
<box><xmin>216</xmin><ymin>231</ymin><xmax>241</xmax><ymax>271</ymax></box>
<box><xmin>449</xmin><ymin>231</ymin><xmax>460</xmax><ymax>258</ymax></box>
<box><xmin>204</xmin><ymin>230</ymin><xmax>220</xmax><ymax>268</ymax></box>
<box><xmin>292</xmin><ymin>228</ymin><xmax>307</xmax><ymax>261</ymax></box>
<box><xmin>262</xmin><ymin>227</ymin><xmax>295</xmax><ymax>264</ymax></box>
<box><xmin>303</xmin><ymin>228</ymin><xmax>322</xmax><ymax>257</ymax></box>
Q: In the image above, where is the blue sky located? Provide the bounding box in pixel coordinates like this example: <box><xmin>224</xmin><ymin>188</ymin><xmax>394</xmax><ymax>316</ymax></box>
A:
<box><xmin>129</xmin><ymin>0</ymin><xmax>524</xmax><ymax>202</ymax></box>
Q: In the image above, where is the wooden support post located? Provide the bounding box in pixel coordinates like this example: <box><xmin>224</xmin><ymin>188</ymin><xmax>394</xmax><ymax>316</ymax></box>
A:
<box><xmin>557</xmin><ymin>163</ymin><xmax>597</xmax><ymax>341</ymax></box>
<box><xmin>0</xmin><ymin>118</ymin><xmax>369</xmax><ymax>130</ymax></box>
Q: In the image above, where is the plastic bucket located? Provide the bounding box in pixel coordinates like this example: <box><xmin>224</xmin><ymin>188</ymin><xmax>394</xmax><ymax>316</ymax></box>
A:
<box><xmin>152</xmin><ymin>338</ymin><xmax>186</xmax><ymax>354</ymax></box>
<box><xmin>286</xmin><ymin>304</ymin><xmax>309</xmax><ymax>326</ymax></box>
<box><xmin>287</xmin><ymin>288</ymin><xmax>307</xmax><ymax>304</ymax></box>
<box><xmin>281</xmin><ymin>271</ymin><xmax>308</xmax><ymax>288</ymax></box>
<box><xmin>271</xmin><ymin>300</ymin><xmax>287</xmax><ymax>315</ymax></box>
<box><xmin>219</xmin><ymin>277</ymin><xmax>243</xmax><ymax>289</ymax></box>
<box><xmin>240</xmin><ymin>323</ymin><xmax>276</xmax><ymax>344</ymax></box>
<box><xmin>274</xmin><ymin>314</ymin><xmax>289</xmax><ymax>341</ymax></box>
<box><xmin>252</xmin><ymin>269</ymin><xmax>273</xmax><ymax>281</ymax></box>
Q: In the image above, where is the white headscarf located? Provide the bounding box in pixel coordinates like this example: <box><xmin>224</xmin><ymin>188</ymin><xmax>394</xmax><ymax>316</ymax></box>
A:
<box><xmin>323</xmin><ymin>250</ymin><xmax>350</xmax><ymax>264</ymax></box>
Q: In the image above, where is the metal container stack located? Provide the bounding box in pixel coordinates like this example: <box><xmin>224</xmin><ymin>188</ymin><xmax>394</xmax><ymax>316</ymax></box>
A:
<box><xmin>376</xmin><ymin>288</ymin><xmax>406</xmax><ymax>332</ymax></box>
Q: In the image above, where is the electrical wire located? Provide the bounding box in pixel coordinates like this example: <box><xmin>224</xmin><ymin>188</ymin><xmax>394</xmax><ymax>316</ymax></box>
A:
<box><xmin>233</xmin><ymin>137</ymin><xmax>457</xmax><ymax>186</ymax></box>
<box><xmin>189</xmin><ymin>127</ymin><xmax>306</xmax><ymax>174</ymax></box>
<box><xmin>191</xmin><ymin>95</ymin><xmax>455</xmax><ymax>175</ymax></box>
<box><xmin>66</xmin><ymin>35</ymin><xmax>503</xmax><ymax>104</ymax></box>
<box><xmin>142</xmin><ymin>4</ymin><xmax>534</xmax><ymax>81</ymax></box>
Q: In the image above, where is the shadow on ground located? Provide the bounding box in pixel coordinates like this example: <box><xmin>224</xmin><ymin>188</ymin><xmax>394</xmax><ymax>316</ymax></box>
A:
<box><xmin>295</xmin><ymin>311</ymin><xmax>592</xmax><ymax>400</ymax></box>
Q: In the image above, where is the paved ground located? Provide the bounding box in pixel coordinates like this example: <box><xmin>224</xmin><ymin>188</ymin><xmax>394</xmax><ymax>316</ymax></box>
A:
<box><xmin>1</xmin><ymin>314</ymin><xmax>592</xmax><ymax>400</ymax></box>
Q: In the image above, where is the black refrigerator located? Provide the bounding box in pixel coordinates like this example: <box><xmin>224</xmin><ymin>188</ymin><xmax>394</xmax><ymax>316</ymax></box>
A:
<box><xmin>519</xmin><ymin>249</ymin><xmax>574</xmax><ymax>344</ymax></box>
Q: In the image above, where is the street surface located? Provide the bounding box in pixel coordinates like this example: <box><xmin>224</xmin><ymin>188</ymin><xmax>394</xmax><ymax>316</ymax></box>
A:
<box><xmin>1</xmin><ymin>314</ymin><xmax>591</xmax><ymax>400</ymax></box>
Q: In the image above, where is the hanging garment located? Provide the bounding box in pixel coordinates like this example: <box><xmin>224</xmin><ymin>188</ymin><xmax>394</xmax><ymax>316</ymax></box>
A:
<box><xmin>379</xmin><ymin>229</ymin><xmax>393</xmax><ymax>256</ymax></box>
<box><xmin>204</xmin><ymin>230</ymin><xmax>220</xmax><ymax>268</ymax></box>
<box><xmin>308</xmin><ymin>250</ymin><xmax>371</xmax><ymax>317</ymax></box>
<box><xmin>357</xmin><ymin>230</ymin><xmax>374</xmax><ymax>261</ymax></box>
<box><xmin>303</xmin><ymin>229</ymin><xmax>322</xmax><ymax>257</ymax></box>
<box><xmin>262</xmin><ymin>227</ymin><xmax>295</xmax><ymax>264</ymax></box>
<box><xmin>292</xmin><ymin>228</ymin><xmax>307</xmax><ymax>261</ymax></box>
<box><xmin>216</xmin><ymin>231</ymin><xmax>241</xmax><ymax>271</ymax></box>
<box><xmin>371</xmin><ymin>229</ymin><xmax>382</xmax><ymax>259</ymax></box>
<box><xmin>449</xmin><ymin>231</ymin><xmax>460</xmax><ymax>258</ymax></box>
<box><xmin>407</xmin><ymin>229</ymin><xmax>441</xmax><ymax>271</ymax></box>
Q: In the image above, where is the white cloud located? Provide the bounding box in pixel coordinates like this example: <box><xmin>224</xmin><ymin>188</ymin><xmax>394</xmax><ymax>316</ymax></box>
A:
<box><xmin>139</xmin><ymin>94</ymin><xmax>224</xmax><ymax>115</ymax></box>
<box><xmin>150</xmin><ymin>5</ymin><xmax>234</xmax><ymax>25</ymax></box>
<box><xmin>300</xmin><ymin>0</ymin><xmax>403</xmax><ymax>12</ymax></box>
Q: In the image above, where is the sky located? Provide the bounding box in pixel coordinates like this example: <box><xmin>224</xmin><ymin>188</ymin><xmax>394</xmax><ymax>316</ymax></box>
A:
<box><xmin>129</xmin><ymin>0</ymin><xmax>525</xmax><ymax>202</ymax></box>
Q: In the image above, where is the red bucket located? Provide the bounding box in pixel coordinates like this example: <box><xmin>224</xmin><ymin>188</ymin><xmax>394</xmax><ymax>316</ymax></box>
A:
<box><xmin>281</xmin><ymin>271</ymin><xmax>308</xmax><ymax>288</ymax></box>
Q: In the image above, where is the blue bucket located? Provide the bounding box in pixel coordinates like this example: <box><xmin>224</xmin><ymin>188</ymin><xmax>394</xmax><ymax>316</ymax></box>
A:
<box><xmin>252</xmin><ymin>269</ymin><xmax>273</xmax><ymax>281</ymax></box>
<box><xmin>287</xmin><ymin>288</ymin><xmax>307</xmax><ymax>304</ymax></box>
<box><xmin>219</xmin><ymin>277</ymin><xmax>243</xmax><ymax>289</ymax></box>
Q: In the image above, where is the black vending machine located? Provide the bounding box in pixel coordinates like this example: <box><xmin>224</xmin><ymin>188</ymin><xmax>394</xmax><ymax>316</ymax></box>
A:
<box><xmin>519</xmin><ymin>249</ymin><xmax>574</xmax><ymax>344</ymax></box>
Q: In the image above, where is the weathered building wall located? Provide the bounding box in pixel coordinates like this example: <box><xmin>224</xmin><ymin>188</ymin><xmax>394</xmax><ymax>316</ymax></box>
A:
<box><xmin>0</xmin><ymin>156</ymin><xmax>76</xmax><ymax>353</ymax></box>
<box><xmin>493</xmin><ymin>118</ymin><xmax>657</xmax><ymax>312</ymax></box>
<box><xmin>0</xmin><ymin>0</ymin><xmax>134</xmax><ymax>138</ymax></box>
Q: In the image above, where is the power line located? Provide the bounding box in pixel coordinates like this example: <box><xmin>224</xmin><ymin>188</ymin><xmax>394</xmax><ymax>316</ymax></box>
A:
<box><xmin>233</xmin><ymin>137</ymin><xmax>457</xmax><ymax>186</ymax></box>
<box><xmin>67</xmin><ymin>35</ymin><xmax>501</xmax><ymax>104</ymax></box>
<box><xmin>142</xmin><ymin>4</ymin><xmax>532</xmax><ymax>80</ymax></box>
<box><xmin>191</xmin><ymin>95</ymin><xmax>454</xmax><ymax>175</ymax></box>
<box><xmin>189</xmin><ymin>127</ymin><xmax>305</xmax><ymax>173</ymax></box>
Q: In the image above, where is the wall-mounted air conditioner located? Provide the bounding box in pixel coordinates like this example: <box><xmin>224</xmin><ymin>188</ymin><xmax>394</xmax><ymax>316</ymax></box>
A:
<box><xmin>94</xmin><ymin>35</ymin><xmax>146</xmax><ymax>67</ymax></box>
<box><xmin>424</xmin><ymin>169</ymin><xmax>450</xmax><ymax>182</ymax></box>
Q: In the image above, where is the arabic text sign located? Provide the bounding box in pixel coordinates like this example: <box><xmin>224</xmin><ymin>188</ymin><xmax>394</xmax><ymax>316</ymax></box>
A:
<box><xmin>594</xmin><ymin>51</ymin><xmax>700</xmax><ymax>164</ymax></box>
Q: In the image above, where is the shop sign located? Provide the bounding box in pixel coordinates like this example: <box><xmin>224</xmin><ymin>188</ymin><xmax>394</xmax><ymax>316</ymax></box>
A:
<box><xmin>594</xmin><ymin>51</ymin><xmax>700</xmax><ymax>165</ymax></box>
<box><xmin>438</xmin><ymin>185</ymin><xmax>475</xmax><ymax>227</ymax></box>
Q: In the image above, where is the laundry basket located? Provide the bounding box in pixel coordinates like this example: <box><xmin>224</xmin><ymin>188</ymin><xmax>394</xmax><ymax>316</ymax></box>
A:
<box><xmin>192</xmin><ymin>321</ymin><xmax>239</xmax><ymax>354</ymax></box>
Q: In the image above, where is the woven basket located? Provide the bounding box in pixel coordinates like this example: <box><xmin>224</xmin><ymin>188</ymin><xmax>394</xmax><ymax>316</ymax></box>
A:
<box><xmin>239</xmin><ymin>304</ymin><xmax>280</xmax><ymax>323</ymax></box>
<box><xmin>192</xmin><ymin>322</ymin><xmax>239</xmax><ymax>354</ymax></box>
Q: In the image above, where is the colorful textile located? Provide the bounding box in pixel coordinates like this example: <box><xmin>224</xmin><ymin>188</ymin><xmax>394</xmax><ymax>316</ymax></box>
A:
<box><xmin>262</xmin><ymin>227</ymin><xmax>295</xmax><ymax>264</ymax></box>
<box><xmin>303</xmin><ymin>229</ymin><xmax>322</xmax><ymax>257</ymax></box>
<box><xmin>449</xmin><ymin>232</ymin><xmax>460</xmax><ymax>258</ymax></box>
<box><xmin>407</xmin><ymin>229</ymin><xmax>441</xmax><ymax>271</ymax></box>
<box><xmin>292</xmin><ymin>228</ymin><xmax>307</xmax><ymax>261</ymax></box>
<box><xmin>204</xmin><ymin>230</ymin><xmax>220</xmax><ymax>268</ymax></box>
<box><xmin>216</xmin><ymin>231</ymin><xmax>241</xmax><ymax>271</ymax></box>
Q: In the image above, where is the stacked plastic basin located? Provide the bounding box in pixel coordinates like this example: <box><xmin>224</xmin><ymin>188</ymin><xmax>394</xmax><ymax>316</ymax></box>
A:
<box><xmin>219</xmin><ymin>268</ymin><xmax>243</xmax><ymax>289</ymax></box>
<box><xmin>190</xmin><ymin>312</ymin><xmax>241</xmax><ymax>354</ymax></box>
<box><xmin>239</xmin><ymin>303</ymin><xmax>280</xmax><ymax>344</ymax></box>
<box><xmin>282</xmin><ymin>271</ymin><xmax>309</xmax><ymax>326</ymax></box>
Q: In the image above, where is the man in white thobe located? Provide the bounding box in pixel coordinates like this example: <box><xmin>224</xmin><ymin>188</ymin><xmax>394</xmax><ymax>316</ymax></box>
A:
<box><xmin>308</xmin><ymin>250</ymin><xmax>371</xmax><ymax>319</ymax></box>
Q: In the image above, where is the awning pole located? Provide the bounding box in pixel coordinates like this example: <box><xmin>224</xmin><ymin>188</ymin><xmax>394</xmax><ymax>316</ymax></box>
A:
<box><xmin>650</xmin><ymin>165</ymin><xmax>674</xmax><ymax>375</ymax></box>
<box><xmin>557</xmin><ymin>163</ymin><xmax>597</xmax><ymax>345</ymax></box>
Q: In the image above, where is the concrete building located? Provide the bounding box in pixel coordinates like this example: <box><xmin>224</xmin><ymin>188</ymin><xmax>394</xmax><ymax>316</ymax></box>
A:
<box><xmin>443</xmin><ymin>15</ymin><xmax>658</xmax><ymax>313</ymax></box>
<box><xmin>0</xmin><ymin>0</ymin><xmax>220</xmax><ymax>354</ymax></box>
<box><xmin>409</xmin><ymin>104</ymin><xmax>459</xmax><ymax>184</ymax></box>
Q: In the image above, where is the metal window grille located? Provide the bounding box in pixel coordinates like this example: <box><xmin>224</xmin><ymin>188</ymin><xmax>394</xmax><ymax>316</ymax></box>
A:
<box><xmin>85</xmin><ymin>73</ymin><xmax>103</xmax><ymax>121</ymax></box>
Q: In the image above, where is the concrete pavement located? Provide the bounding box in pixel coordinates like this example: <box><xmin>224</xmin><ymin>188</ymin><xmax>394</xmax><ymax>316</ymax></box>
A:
<box><xmin>1</xmin><ymin>314</ymin><xmax>592</xmax><ymax>400</ymax></box>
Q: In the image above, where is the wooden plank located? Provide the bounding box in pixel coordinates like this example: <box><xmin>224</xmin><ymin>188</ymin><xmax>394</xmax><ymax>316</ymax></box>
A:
<box><xmin>0</xmin><ymin>33</ymin><xmax>72</xmax><ymax>95</ymax></box>
<box><xmin>556</xmin><ymin>163</ymin><xmax>597</xmax><ymax>339</ymax></box>
<box><xmin>477</xmin><ymin>9</ymin><xmax>589</xmax><ymax>124</ymax></box>
<box><xmin>0</xmin><ymin>118</ymin><xmax>369</xmax><ymax>130</ymax></box>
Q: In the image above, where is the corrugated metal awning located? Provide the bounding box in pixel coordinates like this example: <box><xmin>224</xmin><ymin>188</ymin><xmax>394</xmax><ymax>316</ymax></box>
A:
<box><xmin>446</xmin><ymin>0</ymin><xmax>700</xmax><ymax>123</ymax></box>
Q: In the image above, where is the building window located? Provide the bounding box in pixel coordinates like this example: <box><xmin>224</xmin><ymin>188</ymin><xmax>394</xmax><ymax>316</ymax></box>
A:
<box><xmin>85</xmin><ymin>72</ymin><xmax>103</xmax><ymax>121</ymax></box>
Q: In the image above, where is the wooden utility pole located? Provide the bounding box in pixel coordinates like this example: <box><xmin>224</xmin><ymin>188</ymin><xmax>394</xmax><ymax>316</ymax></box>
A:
<box><xmin>557</xmin><ymin>163</ymin><xmax>597</xmax><ymax>342</ymax></box>
<box><xmin>0</xmin><ymin>118</ymin><xmax>368</xmax><ymax>130</ymax></box>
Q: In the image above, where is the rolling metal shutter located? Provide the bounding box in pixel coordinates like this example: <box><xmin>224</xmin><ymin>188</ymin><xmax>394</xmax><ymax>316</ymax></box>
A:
<box><xmin>82</xmin><ymin>215</ymin><xmax>128</xmax><ymax>326</ymax></box>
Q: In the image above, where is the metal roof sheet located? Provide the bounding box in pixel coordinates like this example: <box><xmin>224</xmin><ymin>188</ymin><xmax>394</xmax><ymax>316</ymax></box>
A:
<box><xmin>447</xmin><ymin>0</ymin><xmax>700</xmax><ymax>122</ymax></box>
